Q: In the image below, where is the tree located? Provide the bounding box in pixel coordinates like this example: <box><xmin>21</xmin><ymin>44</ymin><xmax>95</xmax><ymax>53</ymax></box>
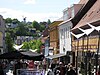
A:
<box><xmin>21</xmin><ymin>42</ymin><xmax>30</xmax><ymax>51</ymax></box>
<box><xmin>15</xmin><ymin>22</ymin><xmax>29</xmax><ymax>36</ymax></box>
<box><xmin>47</xmin><ymin>19</ymin><xmax>51</xmax><ymax>25</ymax></box>
<box><xmin>32</xmin><ymin>21</ymin><xmax>40</xmax><ymax>30</ymax></box>
<box><xmin>6</xmin><ymin>28</ymin><xmax>16</xmax><ymax>40</ymax></box>
<box><xmin>22</xmin><ymin>39</ymin><xmax>42</xmax><ymax>53</ymax></box>
<box><xmin>5</xmin><ymin>32</ymin><xmax>15</xmax><ymax>52</ymax></box>
<box><xmin>40</xmin><ymin>24</ymin><xmax>45</xmax><ymax>32</ymax></box>
<box><xmin>35</xmin><ymin>39</ymin><xmax>42</xmax><ymax>53</ymax></box>
<box><xmin>12</xmin><ymin>18</ymin><xmax>20</xmax><ymax>24</ymax></box>
<box><xmin>5</xmin><ymin>18</ymin><xmax>12</xmax><ymax>23</ymax></box>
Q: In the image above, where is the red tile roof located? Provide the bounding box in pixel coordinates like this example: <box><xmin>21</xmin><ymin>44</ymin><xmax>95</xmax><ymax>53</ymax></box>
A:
<box><xmin>78</xmin><ymin>0</ymin><xmax>89</xmax><ymax>4</ymax></box>
<box><xmin>72</xmin><ymin>0</ymin><xmax>100</xmax><ymax>30</ymax></box>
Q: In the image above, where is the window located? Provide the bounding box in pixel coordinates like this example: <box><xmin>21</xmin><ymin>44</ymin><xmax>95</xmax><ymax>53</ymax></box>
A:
<box><xmin>71</xmin><ymin>7</ymin><xmax>74</xmax><ymax>18</ymax></box>
<box><xmin>68</xmin><ymin>26</ymin><xmax>71</xmax><ymax>38</ymax></box>
<box><xmin>68</xmin><ymin>29</ymin><xmax>69</xmax><ymax>38</ymax></box>
<box><xmin>63</xmin><ymin>10</ymin><xmax>68</xmax><ymax>20</ymax></box>
<box><xmin>61</xmin><ymin>29</ymin><xmax>63</xmax><ymax>39</ymax></box>
<box><xmin>64</xmin><ymin>28</ymin><xmax>66</xmax><ymax>39</ymax></box>
<box><xmin>62</xmin><ymin>29</ymin><xmax>64</xmax><ymax>39</ymax></box>
<box><xmin>66</xmin><ymin>27</ymin><xmax>68</xmax><ymax>38</ymax></box>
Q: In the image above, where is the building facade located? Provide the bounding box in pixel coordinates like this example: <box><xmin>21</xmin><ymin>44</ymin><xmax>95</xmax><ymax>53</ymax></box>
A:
<box><xmin>15</xmin><ymin>36</ymin><xmax>34</xmax><ymax>45</ymax></box>
<box><xmin>58</xmin><ymin>4</ymin><xmax>83</xmax><ymax>64</ymax></box>
<box><xmin>49</xmin><ymin>21</ymin><xmax>63</xmax><ymax>55</ymax></box>
<box><xmin>59</xmin><ymin>4</ymin><xmax>83</xmax><ymax>54</ymax></box>
<box><xmin>0</xmin><ymin>15</ymin><xmax>5</xmax><ymax>54</ymax></box>
<box><xmin>41</xmin><ymin>28</ymin><xmax>49</xmax><ymax>57</ymax></box>
<box><xmin>71</xmin><ymin>0</ymin><xmax>100</xmax><ymax>74</ymax></box>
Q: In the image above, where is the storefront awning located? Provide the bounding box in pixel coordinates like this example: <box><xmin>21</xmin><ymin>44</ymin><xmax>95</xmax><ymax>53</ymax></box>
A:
<box><xmin>46</xmin><ymin>53</ymin><xmax>66</xmax><ymax>59</ymax></box>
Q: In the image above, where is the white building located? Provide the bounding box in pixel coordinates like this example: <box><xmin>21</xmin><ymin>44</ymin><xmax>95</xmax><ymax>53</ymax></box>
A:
<box><xmin>58</xmin><ymin>4</ymin><xmax>83</xmax><ymax>54</ymax></box>
<box><xmin>59</xmin><ymin>20</ymin><xmax>72</xmax><ymax>54</ymax></box>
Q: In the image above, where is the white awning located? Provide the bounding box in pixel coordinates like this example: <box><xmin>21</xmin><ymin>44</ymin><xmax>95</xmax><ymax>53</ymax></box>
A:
<box><xmin>13</xmin><ymin>44</ymin><xmax>23</xmax><ymax>50</ymax></box>
<box><xmin>46</xmin><ymin>53</ymin><xmax>66</xmax><ymax>59</ymax></box>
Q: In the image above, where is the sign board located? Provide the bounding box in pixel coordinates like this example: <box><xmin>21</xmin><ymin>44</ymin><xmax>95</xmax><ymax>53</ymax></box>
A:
<box><xmin>17</xmin><ymin>69</ymin><xmax>45</xmax><ymax>75</ymax></box>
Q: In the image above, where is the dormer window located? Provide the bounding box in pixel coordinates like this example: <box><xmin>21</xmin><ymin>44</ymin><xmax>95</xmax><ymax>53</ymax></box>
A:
<box><xmin>71</xmin><ymin>7</ymin><xmax>74</xmax><ymax>18</ymax></box>
<box><xmin>63</xmin><ymin>9</ymin><xmax>68</xmax><ymax>21</ymax></box>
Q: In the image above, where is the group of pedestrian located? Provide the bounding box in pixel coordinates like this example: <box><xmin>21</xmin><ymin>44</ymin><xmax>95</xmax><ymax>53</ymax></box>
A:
<box><xmin>47</xmin><ymin>62</ymin><xmax>76</xmax><ymax>75</ymax></box>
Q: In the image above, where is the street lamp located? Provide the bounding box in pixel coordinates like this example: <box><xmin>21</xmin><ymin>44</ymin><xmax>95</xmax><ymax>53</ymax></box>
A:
<box><xmin>71</xmin><ymin>32</ymin><xmax>85</xmax><ymax>75</ymax></box>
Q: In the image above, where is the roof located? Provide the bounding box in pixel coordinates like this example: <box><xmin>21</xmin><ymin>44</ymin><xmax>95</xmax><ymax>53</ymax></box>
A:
<box><xmin>56</xmin><ymin>17</ymin><xmax>63</xmax><ymax>21</ymax></box>
<box><xmin>0</xmin><ymin>50</ymin><xmax>44</xmax><ymax>61</ymax></box>
<box><xmin>46</xmin><ymin>53</ymin><xmax>66</xmax><ymax>59</ymax></box>
<box><xmin>78</xmin><ymin>0</ymin><xmax>89</xmax><ymax>4</ymax></box>
<box><xmin>58</xmin><ymin>18</ymin><xmax>72</xmax><ymax>26</ymax></box>
<box><xmin>71</xmin><ymin>0</ymin><xmax>96</xmax><ymax>27</ymax></box>
<box><xmin>42</xmin><ymin>27</ymin><xmax>49</xmax><ymax>37</ymax></box>
<box><xmin>72</xmin><ymin>0</ymin><xmax>100</xmax><ymax>30</ymax></box>
<box><xmin>49</xmin><ymin>21</ymin><xmax>63</xmax><ymax>28</ymax></box>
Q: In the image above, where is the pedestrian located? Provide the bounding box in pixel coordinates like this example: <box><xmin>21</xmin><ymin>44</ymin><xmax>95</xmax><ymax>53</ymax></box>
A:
<box><xmin>67</xmin><ymin>65</ymin><xmax>76</xmax><ymax>75</ymax></box>
<box><xmin>56</xmin><ymin>62</ymin><xmax>66</xmax><ymax>75</ymax></box>
<box><xmin>51</xmin><ymin>62</ymin><xmax>56</xmax><ymax>72</ymax></box>
<box><xmin>28</xmin><ymin>60</ymin><xmax>34</xmax><ymax>69</ymax></box>
<box><xmin>13</xmin><ymin>60</ymin><xmax>22</xmax><ymax>75</ymax></box>
<box><xmin>97</xmin><ymin>65</ymin><xmax>100</xmax><ymax>75</ymax></box>
<box><xmin>0</xmin><ymin>62</ymin><xmax>4</xmax><ymax>75</ymax></box>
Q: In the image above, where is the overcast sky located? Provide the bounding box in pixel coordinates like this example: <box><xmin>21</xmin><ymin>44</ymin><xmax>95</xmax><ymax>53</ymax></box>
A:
<box><xmin>0</xmin><ymin>0</ymin><xmax>80</xmax><ymax>22</ymax></box>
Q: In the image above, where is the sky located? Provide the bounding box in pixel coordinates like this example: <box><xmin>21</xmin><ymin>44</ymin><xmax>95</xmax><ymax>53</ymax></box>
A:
<box><xmin>0</xmin><ymin>0</ymin><xmax>80</xmax><ymax>22</ymax></box>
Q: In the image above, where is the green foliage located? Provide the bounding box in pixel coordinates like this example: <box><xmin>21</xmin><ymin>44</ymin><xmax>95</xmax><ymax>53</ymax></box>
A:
<box><xmin>22</xmin><ymin>39</ymin><xmax>42</xmax><ymax>53</ymax></box>
<box><xmin>5</xmin><ymin>18</ymin><xmax>20</xmax><ymax>24</ymax></box>
<box><xmin>5</xmin><ymin>18</ymin><xmax>49</xmax><ymax>53</ymax></box>
<box><xmin>5</xmin><ymin>18</ymin><xmax>12</xmax><ymax>23</ymax></box>
<box><xmin>40</xmin><ymin>24</ymin><xmax>45</xmax><ymax>32</ymax></box>
<box><xmin>47</xmin><ymin>19</ymin><xmax>51</xmax><ymax>25</ymax></box>
<box><xmin>12</xmin><ymin>18</ymin><xmax>20</xmax><ymax>24</ymax></box>
<box><xmin>32</xmin><ymin>21</ymin><xmax>40</xmax><ymax>30</ymax></box>
<box><xmin>15</xmin><ymin>22</ymin><xmax>29</xmax><ymax>36</ymax></box>
<box><xmin>35</xmin><ymin>39</ymin><xmax>42</xmax><ymax>53</ymax></box>
<box><xmin>5</xmin><ymin>18</ymin><xmax>49</xmax><ymax>37</ymax></box>
<box><xmin>5</xmin><ymin>32</ymin><xmax>15</xmax><ymax>52</ymax></box>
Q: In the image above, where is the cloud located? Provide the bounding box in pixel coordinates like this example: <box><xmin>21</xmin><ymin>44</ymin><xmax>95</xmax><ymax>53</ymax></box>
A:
<box><xmin>0</xmin><ymin>7</ymin><xmax>62</xmax><ymax>22</ymax></box>
<box><xmin>24</xmin><ymin>0</ymin><xmax>36</xmax><ymax>5</ymax></box>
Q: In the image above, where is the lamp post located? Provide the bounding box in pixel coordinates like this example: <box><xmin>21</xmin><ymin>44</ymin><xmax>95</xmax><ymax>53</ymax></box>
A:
<box><xmin>71</xmin><ymin>32</ymin><xmax>85</xmax><ymax>75</ymax></box>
